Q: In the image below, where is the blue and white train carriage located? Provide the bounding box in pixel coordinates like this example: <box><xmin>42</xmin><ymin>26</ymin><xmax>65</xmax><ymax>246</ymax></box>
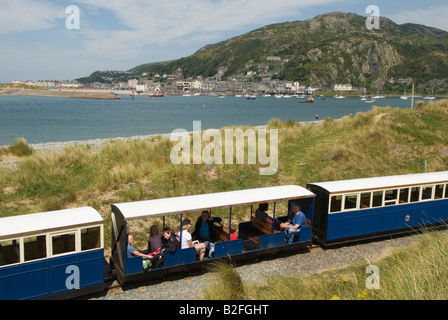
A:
<box><xmin>307</xmin><ymin>171</ymin><xmax>448</xmax><ymax>246</ymax></box>
<box><xmin>0</xmin><ymin>207</ymin><xmax>104</xmax><ymax>300</ymax></box>
<box><xmin>110</xmin><ymin>185</ymin><xmax>315</xmax><ymax>285</ymax></box>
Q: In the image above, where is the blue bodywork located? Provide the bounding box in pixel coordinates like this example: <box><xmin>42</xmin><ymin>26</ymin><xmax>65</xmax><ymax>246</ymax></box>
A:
<box><xmin>0</xmin><ymin>249</ymin><xmax>104</xmax><ymax>300</ymax></box>
<box><xmin>326</xmin><ymin>199</ymin><xmax>448</xmax><ymax>242</ymax></box>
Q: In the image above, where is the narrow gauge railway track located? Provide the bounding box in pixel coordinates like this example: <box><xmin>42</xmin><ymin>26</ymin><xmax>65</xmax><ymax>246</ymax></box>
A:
<box><xmin>91</xmin><ymin>232</ymin><xmax>420</xmax><ymax>300</ymax></box>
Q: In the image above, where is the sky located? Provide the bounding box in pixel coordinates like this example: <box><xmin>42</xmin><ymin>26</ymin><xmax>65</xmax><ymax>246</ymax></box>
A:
<box><xmin>1</xmin><ymin>0</ymin><xmax>448</xmax><ymax>83</ymax></box>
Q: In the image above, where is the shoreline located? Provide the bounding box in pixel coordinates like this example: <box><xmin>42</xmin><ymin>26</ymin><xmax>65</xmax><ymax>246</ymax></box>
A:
<box><xmin>0</xmin><ymin>88</ymin><xmax>119</xmax><ymax>100</ymax></box>
<box><xmin>2</xmin><ymin>122</ymin><xmax>323</xmax><ymax>153</ymax></box>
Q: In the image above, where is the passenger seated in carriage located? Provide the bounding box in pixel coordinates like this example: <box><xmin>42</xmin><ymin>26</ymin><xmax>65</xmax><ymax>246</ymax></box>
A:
<box><xmin>127</xmin><ymin>234</ymin><xmax>154</xmax><ymax>270</ymax></box>
<box><xmin>255</xmin><ymin>203</ymin><xmax>286</xmax><ymax>231</ymax></box>
<box><xmin>192</xmin><ymin>210</ymin><xmax>222</xmax><ymax>251</ymax></box>
<box><xmin>282</xmin><ymin>204</ymin><xmax>307</xmax><ymax>244</ymax></box>
<box><xmin>147</xmin><ymin>225</ymin><xmax>163</xmax><ymax>257</ymax></box>
<box><xmin>178</xmin><ymin>219</ymin><xmax>206</xmax><ymax>260</ymax></box>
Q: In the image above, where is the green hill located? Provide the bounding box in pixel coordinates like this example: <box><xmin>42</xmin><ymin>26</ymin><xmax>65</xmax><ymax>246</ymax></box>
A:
<box><xmin>78</xmin><ymin>12</ymin><xmax>448</xmax><ymax>92</ymax></box>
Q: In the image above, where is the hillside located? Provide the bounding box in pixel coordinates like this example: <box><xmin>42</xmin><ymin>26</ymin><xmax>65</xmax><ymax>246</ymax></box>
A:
<box><xmin>125</xmin><ymin>12</ymin><xmax>448</xmax><ymax>90</ymax></box>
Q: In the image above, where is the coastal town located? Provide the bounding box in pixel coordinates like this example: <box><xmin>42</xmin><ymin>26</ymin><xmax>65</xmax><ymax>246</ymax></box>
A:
<box><xmin>8</xmin><ymin>54</ymin><xmax>413</xmax><ymax>96</ymax></box>
<box><xmin>10</xmin><ymin>63</ymin><xmax>330</xmax><ymax>96</ymax></box>
<box><xmin>10</xmin><ymin>48</ymin><xmax>443</xmax><ymax>97</ymax></box>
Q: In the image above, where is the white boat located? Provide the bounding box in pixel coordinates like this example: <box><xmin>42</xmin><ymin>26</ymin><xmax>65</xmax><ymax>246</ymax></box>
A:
<box><xmin>360</xmin><ymin>89</ymin><xmax>367</xmax><ymax>100</ymax></box>
<box><xmin>235</xmin><ymin>94</ymin><xmax>243</xmax><ymax>98</ymax></box>
<box><xmin>334</xmin><ymin>94</ymin><xmax>345</xmax><ymax>99</ymax></box>
<box><xmin>424</xmin><ymin>96</ymin><xmax>436</xmax><ymax>100</ymax></box>
<box><xmin>400</xmin><ymin>88</ymin><xmax>408</xmax><ymax>100</ymax></box>
<box><xmin>365</xmin><ymin>98</ymin><xmax>375</xmax><ymax>104</ymax></box>
<box><xmin>262</xmin><ymin>94</ymin><xmax>271</xmax><ymax>97</ymax></box>
<box><xmin>275</xmin><ymin>94</ymin><xmax>283</xmax><ymax>99</ymax></box>
<box><xmin>296</xmin><ymin>94</ymin><xmax>307</xmax><ymax>99</ymax></box>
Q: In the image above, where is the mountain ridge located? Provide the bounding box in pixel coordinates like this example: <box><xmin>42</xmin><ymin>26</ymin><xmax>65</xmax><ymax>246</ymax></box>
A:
<box><xmin>79</xmin><ymin>11</ymin><xmax>448</xmax><ymax>90</ymax></box>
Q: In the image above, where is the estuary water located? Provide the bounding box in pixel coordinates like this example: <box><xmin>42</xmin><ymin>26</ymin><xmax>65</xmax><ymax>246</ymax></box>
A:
<box><xmin>0</xmin><ymin>94</ymin><xmax>418</xmax><ymax>145</ymax></box>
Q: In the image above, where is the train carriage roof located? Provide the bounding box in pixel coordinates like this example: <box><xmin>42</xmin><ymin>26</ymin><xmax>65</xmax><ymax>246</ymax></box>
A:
<box><xmin>112</xmin><ymin>185</ymin><xmax>315</xmax><ymax>221</ymax></box>
<box><xmin>307</xmin><ymin>171</ymin><xmax>448</xmax><ymax>194</ymax></box>
<box><xmin>0</xmin><ymin>207</ymin><xmax>103</xmax><ymax>240</ymax></box>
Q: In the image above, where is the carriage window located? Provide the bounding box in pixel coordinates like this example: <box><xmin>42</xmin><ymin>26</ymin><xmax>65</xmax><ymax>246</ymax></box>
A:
<box><xmin>372</xmin><ymin>191</ymin><xmax>383</xmax><ymax>207</ymax></box>
<box><xmin>399</xmin><ymin>188</ymin><xmax>409</xmax><ymax>203</ymax></box>
<box><xmin>0</xmin><ymin>239</ymin><xmax>20</xmax><ymax>266</ymax></box>
<box><xmin>445</xmin><ymin>184</ymin><xmax>448</xmax><ymax>198</ymax></box>
<box><xmin>344</xmin><ymin>194</ymin><xmax>358</xmax><ymax>210</ymax></box>
<box><xmin>384</xmin><ymin>189</ymin><xmax>398</xmax><ymax>206</ymax></box>
<box><xmin>81</xmin><ymin>227</ymin><xmax>101</xmax><ymax>251</ymax></box>
<box><xmin>52</xmin><ymin>232</ymin><xmax>76</xmax><ymax>256</ymax></box>
<box><xmin>421</xmin><ymin>186</ymin><xmax>433</xmax><ymax>201</ymax></box>
<box><xmin>24</xmin><ymin>235</ymin><xmax>47</xmax><ymax>262</ymax></box>
<box><xmin>435</xmin><ymin>184</ymin><xmax>444</xmax><ymax>199</ymax></box>
<box><xmin>410</xmin><ymin>187</ymin><xmax>420</xmax><ymax>202</ymax></box>
<box><xmin>360</xmin><ymin>192</ymin><xmax>371</xmax><ymax>208</ymax></box>
<box><xmin>330</xmin><ymin>195</ymin><xmax>342</xmax><ymax>213</ymax></box>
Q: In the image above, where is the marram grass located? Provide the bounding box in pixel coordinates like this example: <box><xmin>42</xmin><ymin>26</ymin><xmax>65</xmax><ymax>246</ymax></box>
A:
<box><xmin>0</xmin><ymin>100</ymin><xmax>448</xmax><ymax>250</ymax></box>
<box><xmin>202</xmin><ymin>229</ymin><xmax>448</xmax><ymax>300</ymax></box>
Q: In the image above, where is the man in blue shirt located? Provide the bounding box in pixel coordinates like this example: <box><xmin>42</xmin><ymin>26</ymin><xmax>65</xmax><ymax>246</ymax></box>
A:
<box><xmin>283</xmin><ymin>204</ymin><xmax>307</xmax><ymax>244</ymax></box>
<box><xmin>127</xmin><ymin>234</ymin><xmax>153</xmax><ymax>260</ymax></box>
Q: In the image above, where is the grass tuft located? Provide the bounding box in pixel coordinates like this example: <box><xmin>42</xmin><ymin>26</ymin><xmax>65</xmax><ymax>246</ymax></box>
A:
<box><xmin>8</xmin><ymin>137</ymin><xmax>34</xmax><ymax>157</ymax></box>
<box><xmin>203</xmin><ymin>261</ymin><xmax>245</xmax><ymax>300</ymax></box>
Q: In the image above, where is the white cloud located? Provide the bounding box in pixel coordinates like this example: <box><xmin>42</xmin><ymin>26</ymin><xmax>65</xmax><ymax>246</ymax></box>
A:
<box><xmin>0</xmin><ymin>0</ymin><xmax>344</xmax><ymax>81</ymax></box>
<box><xmin>0</xmin><ymin>0</ymin><xmax>66</xmax><ymax>35</ymax></box>
<box><xmin>74</xmin><ymin>0</ymin><xmax>340</xmax><ymax>59</ymax></box>
<box><xmin>388</xmin><ymin>5</ymin><xmax>448</xmax><ymax>31</ymax></box>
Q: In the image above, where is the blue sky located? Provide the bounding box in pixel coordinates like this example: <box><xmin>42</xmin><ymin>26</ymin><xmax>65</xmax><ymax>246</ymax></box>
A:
<box><xmin>1</xmin><ymin>0</ymin><xmax>448</xmax><ymax>83</ymax></box>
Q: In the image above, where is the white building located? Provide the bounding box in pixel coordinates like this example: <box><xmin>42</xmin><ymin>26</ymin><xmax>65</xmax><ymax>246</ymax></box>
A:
<box><xmin>333</xmin><ymin>84</ymin><xmax>353</xmax><ymax>91</ymax></box>
<box><xmin>266</xmin><ymin>56</ymin><xmax>281</xmax><ymax>62</ymax></box>
<box><xmin>128</xmin><ymin>79</ymin><xmax>138</xmax><ymax>88</ymax></box>
<box><xmin>136</xmin><ymin>82</ymin><xmax>147</xmax><ymax>92</ymax></box>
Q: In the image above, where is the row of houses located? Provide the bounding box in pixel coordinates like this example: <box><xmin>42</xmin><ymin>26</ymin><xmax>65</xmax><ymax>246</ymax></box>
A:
<box><xmin>126</xmin><ymin>78</ymin><xmax>324</xmax><ymax>94</ymax></box>
<box><xmin>12</xmin><ymin>80</ymin><xmax>82</xmax><ymax>88</ymax></box>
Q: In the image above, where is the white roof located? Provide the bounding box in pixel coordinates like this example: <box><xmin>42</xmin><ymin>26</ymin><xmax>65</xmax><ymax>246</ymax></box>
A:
<box><xmin>307</xmin><ymin>171</ymin><xmax>448</xmax><ymax>194</ymax></box>
<box><xmin>0</xmin><ymin>207</ymin><xmax>103</xmax><ymax>240</ymax></box>
<box><xmin>112</xmin><ymin>185</ymin><xmax>315</xmax><ymax>221</ymax></box>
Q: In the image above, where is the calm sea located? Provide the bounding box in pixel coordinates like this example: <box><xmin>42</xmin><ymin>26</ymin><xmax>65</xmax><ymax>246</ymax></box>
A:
<box><xmin>0</xmin><ymin>94</ymin><xmax>417</xmax><ymax>145</ymax></box>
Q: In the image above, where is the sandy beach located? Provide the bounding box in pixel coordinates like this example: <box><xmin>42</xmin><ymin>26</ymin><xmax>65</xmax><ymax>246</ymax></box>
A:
<box><xmin>0</xmin><ymin>88</ymin><xmax>120</xmax><ymax>100</ymax></box>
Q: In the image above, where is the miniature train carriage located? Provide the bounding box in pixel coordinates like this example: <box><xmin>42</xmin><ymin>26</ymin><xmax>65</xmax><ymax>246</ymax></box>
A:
<box><xmin>110</xmin><ymin>185</ymin><xmax>315</xmax><ymax>285</ymax></box>
<box><xmin>0</xmin><ymin>207</ymin><xmax>104</xmax><ymax>300</ymax></box>
<box><xmin>307</xmin><ymin>171</ymin><xmax>448</xmax><ymax>246</ymax></box>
